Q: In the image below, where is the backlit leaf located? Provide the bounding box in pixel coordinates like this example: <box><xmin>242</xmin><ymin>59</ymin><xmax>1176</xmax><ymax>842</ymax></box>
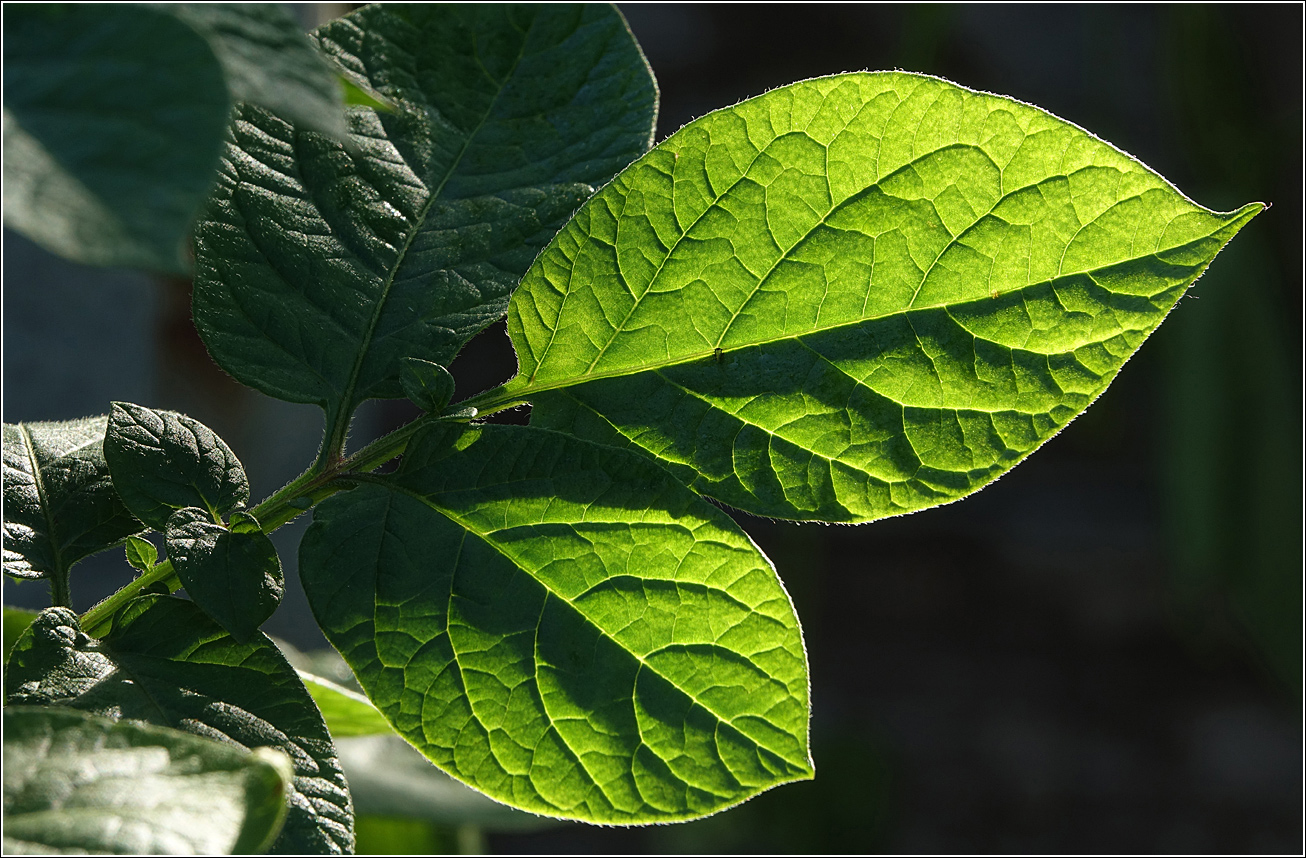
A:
<box><xmin>300</xmin><ymin>423</ymin><xmax>811</xmax><ymax>823</ymax></box>
<box><xmin>506</xmin><ymin>71</ymin><xmax>1262</xmax><ymax>522</ymax></box>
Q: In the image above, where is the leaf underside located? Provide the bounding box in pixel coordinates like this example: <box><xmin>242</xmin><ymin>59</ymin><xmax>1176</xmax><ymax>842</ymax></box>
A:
<box><xmin>300</xmin><ymin>424</ymin><xmax>811</xmax><ymax>824</ymax></box>
<box><xmin>508</xmin><ymin>71</ymin><xmax>1262</xmax><ymax>523</ymax></box>
<box><xmin>2</xmin><ymin>418</ymin><xmax>143</xmax><ymax>583</ymax></box>
<box><xmin>191</xmin><ymin>2</ymin><xmax>658</xmax><ymax>438</ymax></box>
<box><xmin>4</xmin><ymin>601</ymin><xmax>354</xmax><ymax>854</ymax></box>
<box><xmin>3</xmin><ymin>706</ymin><xmax>290</xmax><ymax>855</ymax></box>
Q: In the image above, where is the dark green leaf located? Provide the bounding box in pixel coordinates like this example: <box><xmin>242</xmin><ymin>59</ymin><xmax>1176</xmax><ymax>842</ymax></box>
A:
<box><xmin>301</xmin><ymin>423</ymin><xmax>811</xmax><ymax>824</ymax></box>
<box><xmin>4</xmin><ymin>606</ymin><xmax>39</xmax><ymax>663</ymax></box>
<box><xmin>166</xmin><ymin>508</ymin><xmax>283</xmax><ymax>643</ymax></box>
<box><xmin>192</xmin><ymin>3</ymin><xmax>658</xmax><ymax>452</ymax></box>
<box><xmin>3</xmin><ymin>418</ymin><xmax>144</xmax><ymax>592</ymax></box>
<box><xmin>5</xmin><ymin>601</ymin><xmax>354</xmax><ymax>854</ymax></box>
<box><xmin>504</xmin><ymin>72</ymin><xmax>1263</xmax><ymax>523</ymax></box>
<box><xmin>1</xmin><ymin>4</ymin><xmax>230</xmax><ymax>272</ymax></box>
<box><xmin>400</xmin><ymin>359</ymin><xmax>456</xmax><ymax>413</ymax></box>
<box><xmin>124</xmin><ymin>535</ymin><xmax>158</xmax><ymax>572</ymax></box>
<box><xmin>104</xmin><ymin>402</ymin><xmax>248</xmax><ymax>529</ymax></box>
<box><xmin>337</xmin><ymin>734</ymin><xmax>558</xmax><ymax>830</ymax></box>
<box><xmin>164</xmin><ymin>2</ymin><xmax>347</xmax><ymax>138</ymax></box>
<box><xmin>3</xmin><ymin>706</ymin><xmax>292</xmax><ymax>855</ymax></box>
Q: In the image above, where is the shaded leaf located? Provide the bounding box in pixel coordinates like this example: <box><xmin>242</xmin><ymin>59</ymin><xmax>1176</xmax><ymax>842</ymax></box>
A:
<box><xmin>3</xmin><ymin>418</ymin><xmax>144</xmax><ymax>590</ymax></box>
<box><xmin>300</xmin><ymin>423</ymin><xmax>811</xmax><ymax>824</ymax></box>
<box><xmin>1</xmin><ymin>4</ymin><xmax>230</xmax><ymax>272</ymax></box>
<box><xmin>401</xmin><ymin>359</ymin><xmax>456</xmax><ymax>413</ymax></box>
<box><xmin>104</xmin><ymin>402</ymin><xmax>248</xmax><ymax>530</ymax></box>
<box><xmin>164</xmin><ymin>2</ymin><xmax>347</xmax><ymax>138</ymax></box>
<box><xmin>505</xmin><ymin>71</ymin><xmax>1262</xmax><ymax>522</ymax></box>
<box><xmin>5</xmin><ymin>601</ymin><xmax>353</xmax><ymax>854</ymax></box>
<box><xmin>166</xmin><ymin>508</ymin><xmax>283</xmax><ymax>643</ymax></box>
<box><xmin>192</xmin><ymin>2</ymin><xmax>658</xmax><ymax>452</ymax></box>
<box><xmin>3</xmin><ymin>706</ymin><xmax>292</xmax><ymax>855</ymax></box>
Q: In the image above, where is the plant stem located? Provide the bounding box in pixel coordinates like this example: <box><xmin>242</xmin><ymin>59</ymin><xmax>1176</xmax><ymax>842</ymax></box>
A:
<box><xmin>77</xmin><ymin>411</ymin><xmax>447</xmax><ymax>638</ymax></box>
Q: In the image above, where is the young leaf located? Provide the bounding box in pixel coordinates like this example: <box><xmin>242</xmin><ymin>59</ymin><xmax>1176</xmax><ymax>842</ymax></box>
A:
<box><xmin>104</xmin><ymin>402</ymin><xmax>249</xmax><ymax>529</ymax></box>
<box><xmin>192</xmin><ymin>3</ymin><xmax>658</xmax><ymax>455</ymax></box>
<box><xmin>3</xmin><ymin>418</ymin><xmax>144</xmax><ymax>597</ymax></box>
<box><xmin>2</xmin><ymin>4</ymin><xmax>230</xmax><ymax>273</ymax></box>
<box><xmin>124</xmin><ymin>535</ymin><xmax>159</xmax><ymax>571</ymax></box>
<box><xmin>3</xmin><ymin>706</ymin><xmax>292</xmax><ymax>855</ymax></box>
<box><xmin>504</xmin><ymin>71</ymin><xmax>1263</xmax><ymax>523</ymax></box>
<box><xmin>300</xmin><ymin>423</ymin><xmax>811</xmax><ymax>824</ymax></box>
<box><xmin>5</xmin><ymin>601</ymin><xmax>354</xmax><ymax>854</ymax></box>
<box><xmin>166</xmin><ymin>508</ymin><xmax>283</xmax><ymax>643</ymax></box>
<box><xmin>400</xmin><ymin>359</ymin><xmax>456</xmax><ymax>414</ymax></box>
<box><xmin>163</xmin><ymin>3</ymin><xmax>347</xmax><ymax>139</ymax></box>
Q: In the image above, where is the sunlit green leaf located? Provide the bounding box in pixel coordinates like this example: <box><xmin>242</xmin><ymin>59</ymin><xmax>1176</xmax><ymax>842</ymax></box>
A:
<box><xmin>192</xmin><ymin>2</ymin><xmax>658</xmax><ymax>455</ymax></box>
<box><xmin>3</xmin><ymin>706</ymin><xmax>292</xmax><ymax>855</ymax></box>
<box><xmin>4</xmin><ymin>606</ymin><xmax>39</xmax><ymax>663</ymax></box>
<box><xmin>300</xmin><ymin>423</ymin><xmax>811</xmax><ymax>824</ymax></box>
<box><xmin>298</xmin><ymin>671</ymin><xmax>393</xmax><ymax>738</ymax></box>
<box><xmin>5</xmin><ymin>601</ymin><xmax>353</xmax><ymax>854</ymax></box>
<box><xmin>124</xmin><ymin>535</ymin><xmax>158</xmax><ymax>572</ymax></box>
<box><xmin>505</xmin><ymin>71</ymin><xmax>1262</xmax><ymax>523</ymax></box>
<box><xmin>2</xmin><ymin>418</ymin><xmax>144</xmax><ymax>594</ymax></box>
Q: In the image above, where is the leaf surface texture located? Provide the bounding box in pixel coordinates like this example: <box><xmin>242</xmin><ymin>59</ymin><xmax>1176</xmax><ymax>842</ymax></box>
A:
<box><xmin>508</xmin><ymin>72</ymin><xmax>1262</xmax><ymax>522</ymax></box>
<box><xmin>300</xmin><ymin>424</ymin><xmax>811</xmax><ymax>823</ymax></box>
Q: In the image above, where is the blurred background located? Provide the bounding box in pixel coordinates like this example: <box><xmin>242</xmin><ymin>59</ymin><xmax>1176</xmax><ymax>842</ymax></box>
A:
<box><xmin>4</xmin><ymin>3</ymin><xmax>1302</xmax><ymax>853</ymax></box>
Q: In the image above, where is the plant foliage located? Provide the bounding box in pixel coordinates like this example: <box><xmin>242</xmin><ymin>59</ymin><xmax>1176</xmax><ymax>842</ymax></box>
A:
<box><xmin>2</xmin><ymin>2</ymin><xmax>1260</xmax><ymax>851</ymax></box>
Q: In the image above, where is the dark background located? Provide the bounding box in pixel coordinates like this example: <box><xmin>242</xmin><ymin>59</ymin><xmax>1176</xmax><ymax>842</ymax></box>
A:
<box><xmin>4</xmin><ymin>3</ymin><xmax>1302</xmax><ymax>853</ymax></box>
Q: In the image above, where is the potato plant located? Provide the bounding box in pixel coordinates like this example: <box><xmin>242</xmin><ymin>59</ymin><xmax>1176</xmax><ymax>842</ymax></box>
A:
<box><xmin>1</xmin><ymin>3</ymin><xmax>1261</xmax><ymax>853</ymax></box>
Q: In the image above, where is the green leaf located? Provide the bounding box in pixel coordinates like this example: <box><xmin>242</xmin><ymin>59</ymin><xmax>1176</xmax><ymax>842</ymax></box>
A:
<box><xmin>4</xmin><ymin>606</ymin><xmax>39</xmax><ymax>663</ymax></box>
<box><xmin>163</xmin><ymin>2</ymin><xmax>347</xmax><ymax>138</ymax></box>
<box><xmin>3</xmin><ymin>706</ymin><xmax>292</xmax><ymax>855</ymax></box>
<box><xmin>300</xmin><ymin>423</ymin><xmax>811</xmax><ymax>824</ymax></box>
<box><xmin>299</xmin><ymin>671</ymin><xmax>394</xmax><ymax>738</ymax></box>
<box><xmin>3</xmin><ymin>418</ymin><xmax>144</xmax><ymax>597</ymax></box>
<box><xmin>338</xmin><ymin>75</ymin><xmax>396</xmax><ymax>113</ymax></box>
<box><xmin>104</xmin><ymin>402</ymin><xmax>249</xmax><ymax>530</ymax></box>
<box><xmin>337</xmin><ymin>734</ymin><xmax>558</xmax><ymax>830</ymax></box>
<box><xmin>503</xmin><ymin>71</ymin><xmax>1263</xmax><ymax>523</ymax></box>
<box><xmin>166</xmin><ymin>508</ymin><xmax>283</xmax><ymax>643</ymax></box>
<box><xmin>124</xmin><ymin>535</ymin><xmax>158</xmax><ymax>572</ymax></box>
<box><xmin>5</xmin><ymin>601</ymin><xmax>354</xmax><ymax>854</ymax></box>
<box><xmin>192</xmin><ymin>2</ymin><xmax>658</xmax><ymax>456</ymax></box>
<box><xmin>1</xmin><ymin>4</ymin><xmax>230</xmax><ymax>273</ymax></box>
<box><xmin>401</xmin><ymin>359</ymin><xmax>456</xmax><ymax>414</ymax></box>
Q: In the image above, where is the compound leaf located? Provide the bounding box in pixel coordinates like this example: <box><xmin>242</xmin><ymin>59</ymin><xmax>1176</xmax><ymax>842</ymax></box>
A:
<box><xmin>506</xmin><ymin>71</ymin><xmax>1263</xmax><ymax>522</ymax></box>
<box><xmin>166</xmin><ymin>509</ymin><xmax>283</xmax><ymax>643</ymax></box>
<box><xmin>3</xmin><ymin>706</ymin><xmax>292</xmax><ymax>855</ymax></box>
<box><xmin>192</xmin><ymin>3</ymin><xmax>658</xmax><ymax>454</ymax></box>
<box><xmin>5</xmin><ymin>601</ymin><xmax>353</xmax><ymax>854</ymax></box>
<box><xmin>2</xmin><ymin>4</ymin><xmax>230</xmax><ymax>273</ymax></box>
<box><xmin>300</xmin><ymin>423</ymin><xmax>811</xmax><ymax>824</ymax></box>
<box><xmin>104</xmin><ymin>403</ymin><xmax>249</xmax><ymax>530</ymax></box>
<box><xmin>2</xmin><ymin>418</ymin><xmax>144</xmax><ymax>591</ymax></box>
